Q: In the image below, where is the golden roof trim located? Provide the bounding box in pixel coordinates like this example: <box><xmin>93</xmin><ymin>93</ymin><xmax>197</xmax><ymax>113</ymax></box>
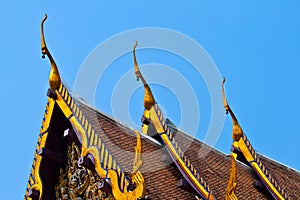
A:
<box><xmin>25</xmin><ymin>98</ymin><xmax>55</xmax><ymax>200</ymax></box>
<box><xmin>149</xmin><ymin>104</ymin><xmax>216</xmax><ymax>200</ymax></box>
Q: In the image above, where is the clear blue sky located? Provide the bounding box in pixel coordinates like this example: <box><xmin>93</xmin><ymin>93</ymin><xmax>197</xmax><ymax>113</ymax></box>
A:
<box><xmin>1</xmin><ymin>1</ymin><xmax>299</xmax><ymax>199</ymax></box>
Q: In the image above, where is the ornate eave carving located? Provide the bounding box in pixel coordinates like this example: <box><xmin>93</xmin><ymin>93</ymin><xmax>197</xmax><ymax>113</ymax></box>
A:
<box><xmin>55</xmin><ymin>142</ymin><xmax>114</xmax><ymax>200</ymax></box>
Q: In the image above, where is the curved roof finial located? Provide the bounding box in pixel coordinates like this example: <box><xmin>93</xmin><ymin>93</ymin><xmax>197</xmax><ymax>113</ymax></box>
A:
<box><xmin>41</xmin><ymin>14</ymin><xmax>61</xmax><ymax>90</ymax></box>
<box><xmin>132</xmin><ymin>130</ymin><xmax>143</xmax><ymax>174</ymax></box>
<box><xmin>222</xmin><ymin>78</ymin><xmax>243</xmax><ymax>142</ymax></box>
<box><xmin>225</xmin><ymin>155</ymin><xmax>238</xmax><ymax>200</ymax></box>
<box><xmin>133</xmin><ymin>41</ymin><xmax>155</xmax><ymax>110</ymax></box>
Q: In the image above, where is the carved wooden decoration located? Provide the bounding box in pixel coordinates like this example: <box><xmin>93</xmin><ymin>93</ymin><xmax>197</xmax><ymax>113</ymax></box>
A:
<box><xmin>55</xmin><ymin>142</ymin><xmax>115</xmax><ymax>200</ymax></box>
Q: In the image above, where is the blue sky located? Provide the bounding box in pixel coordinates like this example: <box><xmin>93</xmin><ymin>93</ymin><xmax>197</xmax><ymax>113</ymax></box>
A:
<box><xmin>1</xmin><ymin>1</ymin><xmax>299</xmax><ymax>199</ymax></box>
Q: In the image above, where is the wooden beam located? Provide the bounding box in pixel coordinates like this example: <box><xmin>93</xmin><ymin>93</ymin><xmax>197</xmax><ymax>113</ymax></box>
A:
<box><xmin>27</xmin><ymin>188</ymin><xmax>39</xmax><ymax>200</ymax></box>
<box><xmin>37</xmin><ymin>147</ymin><xmax>67</xmax><ymax>165</ymax></box>
<box><xmin>47</xmin><ymin>88</ymin><xmax>57</xmax><ymax>100</ymax></box>
<box><xmin>231</xmin><ymin>145</ymin><xmax>249</xmax><ymax>166</ymax></box>
<box><xmin>253</xmin><ymin>180</ymin><xmax>268</xmax><ymax>192</ymax></box>
<box><xmin>178</xmin><ymin>178</ymin><xmax>197</xmax><ymax>195</ymax></box>
<box><xmin>141</xmin><ymin>115</ymin><xmax>151</xmax><ymax>125</ymax></box>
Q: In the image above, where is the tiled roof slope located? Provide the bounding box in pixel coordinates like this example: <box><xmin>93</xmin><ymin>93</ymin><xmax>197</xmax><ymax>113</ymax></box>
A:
<box><xmin>75</xmin><ymin>99</ymin><xmax>197</xmax><ymax>199</ymax></box>
<box><xmin>74</xmin><ymin>98</ymin><xmax>300</xmax><ymax>199</ymax></box>
<box><xmin>170</xmin><ymin>128</ymin><xmax>299</xmax><ymax>200</ymax></box>
<box><xmin>172</xmin><ymin>131</ymin><xmax>271</xmax><ymax>200</ymax></box>
<box><xmin>258</xmin><ymin>155</ymin><xmax>300</xmax><ymax>199</ymax></box>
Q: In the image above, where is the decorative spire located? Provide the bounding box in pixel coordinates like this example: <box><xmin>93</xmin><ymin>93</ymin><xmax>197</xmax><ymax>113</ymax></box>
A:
<box><xmin>222</xmin><ymin>78</ymin><xmax>290</xmax><ymax>200</ymax></box>
<box><xmin>41</xmin><ymin>14</ymin><xmax>61</xmax><ymax>90</ymax></box>
<box><xmin>225</xmin><ymin>155</ymin><xmax>238</xmax><ymax>200</ymax></box>
<box><xmin>222</xmin><ymin>78</ymin><xmax>243</xmax><ymax>142</ymax></box>
<box><xmin>133</xmin><ymin>41</ymin><xmax>155</xmax><ymax>110</ymax></box>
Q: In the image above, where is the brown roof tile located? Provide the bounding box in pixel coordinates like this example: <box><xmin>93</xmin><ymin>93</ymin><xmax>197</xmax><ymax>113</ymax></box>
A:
<box><xmin>76</xmin><ymin>100</ymin><xmax>196</xmax><ymax>199</ymax></box>
<box><xmin>75</xmin><ymin>99</ymin><xmax>299</xmax><ymax>199</ymax></box>
<box><xmin>259</xmin><ymin>155</ymin><xmax>300</xmax><ymax>199</ymax></box>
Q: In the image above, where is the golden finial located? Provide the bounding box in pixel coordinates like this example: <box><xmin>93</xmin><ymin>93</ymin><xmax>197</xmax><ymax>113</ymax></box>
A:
<box><xmin>133</xmin><ymin>41</ymin><xmax>155</xmax><ymax>110</ymax></box>
<box><xmin>225</xmin><ymin>155</ymin><xmax>238</xmax><ymax>200</ymax></box>
<box><xmin>41</xmin><ymin>14</ymin><xmax>61</xmax><ymax>90</ymax></box>
<box><xmin>222</xmin><ymin>78</ymin><xmax>243</xmax><ymax>142</ymax></box>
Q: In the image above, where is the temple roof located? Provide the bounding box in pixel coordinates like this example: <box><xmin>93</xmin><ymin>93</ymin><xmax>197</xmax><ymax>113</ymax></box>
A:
<box><xmin>24</xmin><ymin>70</ymin><xmax>300</xmax><ymax>199</ymax></box>
<box><xmin>74</xmin><ymin>97</ymin><xmax>300</xmax><ymax>199</ymax></box>
<box><xmin>25</xmin><ymin>15</ymin><xmax>300</xmax><ymax>200</ymax></box>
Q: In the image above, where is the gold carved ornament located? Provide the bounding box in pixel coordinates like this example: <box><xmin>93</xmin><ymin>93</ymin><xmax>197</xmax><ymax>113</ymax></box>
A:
<box><xmin>41</xmin><ymin>14</ymin><xmax>61</xmax><ymax>90</ymax></box>
<box><xmin>222</xmin><ymin>78</ymin><xmax>239</xmax><ymax>200</ymax></box>
<box><xmin>133</xmin><ymin>41</ymin><xmax>155</xmax><ymax>110</ymax></box>
<box><xmin>133</xmin><ymin>42</ymin><xmax>155</xmax><ymax>135</ymax></box>
<box><xmin>225</xmin><ymin>155</ymin><xmax>238</xmax><ymax>200</ymax></box>
<box><xmin>222</xmin><ymin>78</ymin><xmax>243</xmax><ymax>142</ymax></box>
<box><xmin>107</xmin><ymin>130</ymin><xmax>146</xmax><ymax>199</ymax></box>
<box><xmin>55</xmin><ymin>142</ymin><xmax>115</xmax><ymax>200</ymax></box>
<box><xmin>69</xmin><ymin>119</ymin><xmax>146</xmax><ymax>200</ymax></box>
